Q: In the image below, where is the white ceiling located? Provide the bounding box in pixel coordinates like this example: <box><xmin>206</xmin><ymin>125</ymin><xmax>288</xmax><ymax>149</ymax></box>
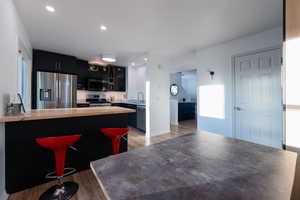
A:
<box><xmin>13</xmin><ymin>0</ymin><xmax>282</xmax><ymax>66</ymax></box>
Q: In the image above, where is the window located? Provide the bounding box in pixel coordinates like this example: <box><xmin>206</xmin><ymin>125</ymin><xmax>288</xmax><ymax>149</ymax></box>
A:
<box><xmin>199</xmin><ymin>84</ymin><xmax>225</xmax><ymax>119</ymax></box>
<box><xmin>17</xmin><ymin>52</ymin><xmax>30</xmax><ymax>109</ymax></box>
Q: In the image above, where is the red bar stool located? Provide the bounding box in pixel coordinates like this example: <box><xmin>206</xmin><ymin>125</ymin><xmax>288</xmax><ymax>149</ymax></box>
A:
<box><xmin>100</xmin><ymin>128</ymin><xmax>129</xmax><ymax>155</ymax></box>
<box><xmin>36</xmin><ymin>135</ymin><xmax>81</xmax><ymax>200</ymax></box>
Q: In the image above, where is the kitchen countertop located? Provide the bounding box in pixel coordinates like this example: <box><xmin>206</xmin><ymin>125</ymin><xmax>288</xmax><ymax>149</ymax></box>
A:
<box><xmin>0</xmin><ymin>106</ymin><xmax>136</xmax><ymax>122</ymax></box>
<box><xmin>91</xmin><ymin>133</ymin><xmax>297</xmax><ymax>200</ymax></box>
<box><xmin>112</xmin><ymin>101</ymin><xmax>145</xmax><ymax>106</ymax></box>
<box><xmin>76</xmin><ymin>101</ymin><xmax>146</xmax><ymax>106</ymax></box>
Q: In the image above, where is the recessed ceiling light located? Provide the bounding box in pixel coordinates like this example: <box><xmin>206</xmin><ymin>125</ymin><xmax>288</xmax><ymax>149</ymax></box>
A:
<box><xmin>144</xmin><ymin>58</ymin><xmax>148</xmax><ymax>62</ymax></box>
<box><xmin>102</xmin><ymin>57</ymin><xmax>116</xmax><ymax>62</ymax></box>
<box><xmin>45</xmin><ymin>5</ymin><xmax>55</xmax><ymax>12</ymax></box>
<box><xmin>100</xmin><ymin>25</ymin><xmax>107</xmax><ymax>31</ymax></box>
<box><xmin>131</xmin><ymin>62</ymin><xmax>136</xmax><ymax>66</ymax></box>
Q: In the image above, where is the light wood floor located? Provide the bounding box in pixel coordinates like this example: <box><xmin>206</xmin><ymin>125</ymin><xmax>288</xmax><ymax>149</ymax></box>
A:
<box><xmin>8</xmin><ymin>120</ymin><xmax>197</xmax><ymax>200</ymax></box>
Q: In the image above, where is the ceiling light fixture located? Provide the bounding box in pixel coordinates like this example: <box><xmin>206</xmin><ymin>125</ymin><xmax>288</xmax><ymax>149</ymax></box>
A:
<box><xmin>144</xmin><ymin>58</ymin><xmax>148</xmax><ymax>62</ymax></box>
<box><xmin>88</xmin><ymin>57</ymin><xmax>108</xmax><ymax>66</ymax></box>
<box><xmin>45</xmin><ymin>5</ymin><xmax>55</xmax><ymax>12</ymax></box>
<box><xmin>102</xmin><ymin>54</ymin><xmax>116</xmax><ymax>63</ymax></box>
<box><xmin>100</xmin><ymin>25</ymin><xmax>107</xmax><ymax>31</ymax></box>
<box><xmin>131</xmin><ymin>62</ymin><xmax>136</xmax><ymax>66</ymax></box>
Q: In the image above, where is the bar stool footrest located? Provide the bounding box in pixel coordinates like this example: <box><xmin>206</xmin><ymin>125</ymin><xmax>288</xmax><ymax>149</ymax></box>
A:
<box><xmin>45</xmin><ymin>168</ymin><xmax>76</xmax><ymax>179</ymax></box>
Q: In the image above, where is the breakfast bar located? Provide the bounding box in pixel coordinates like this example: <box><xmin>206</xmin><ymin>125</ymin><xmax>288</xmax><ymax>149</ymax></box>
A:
<box><xmin>0</xmin><ymin>106</ymin><xmax>136</xmax><ymax>193</ymax></box>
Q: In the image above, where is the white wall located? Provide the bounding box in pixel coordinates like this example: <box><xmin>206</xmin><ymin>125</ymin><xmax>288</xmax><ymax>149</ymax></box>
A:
<box><xmin>0</xmin><ymin>0</ymin><xmax>32</xmax><ymax>198</ymax></box>
<box><xmin>170</xmin><ymin>99</ymin><xmax>178</xmax><ymax>125</ymax></box>
<box><xmin>127</xmin><ymin>65</ymin><xmax>146</xmax><ymax>100</ymax></box>
<box><xmin>168</xmin><ymin>27</ymin><xmax>282</xmax><ymax>137</ymax></box>
<box><xmin>146</xmin><ymin>60</ymin><xmax>170</xmax><ymax>137</ymax></box>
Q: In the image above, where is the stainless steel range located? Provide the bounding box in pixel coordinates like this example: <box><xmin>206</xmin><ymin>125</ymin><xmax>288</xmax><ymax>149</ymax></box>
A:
<box><xmin>86</xmin><ymin>94</ymin><xmax>111</xmax><ymax>107</ymax></box>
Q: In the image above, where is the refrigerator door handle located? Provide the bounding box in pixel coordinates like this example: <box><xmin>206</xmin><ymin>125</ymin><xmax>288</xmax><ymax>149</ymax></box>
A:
<box><xmin>56</xmin><ymin>77</ymin><xmax>60</xmax><ymax>108</ymax></box>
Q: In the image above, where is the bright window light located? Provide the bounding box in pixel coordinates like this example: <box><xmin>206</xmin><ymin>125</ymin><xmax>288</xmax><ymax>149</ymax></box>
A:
<box><xmin>286</xmin><ymin>38</ymin><xmax>300</xmax><ymax>105</ymax></box>
<box><xmin>199</xmin><ymin>85</ymin><xmax>225</xmax><ymax>119</ymax></box>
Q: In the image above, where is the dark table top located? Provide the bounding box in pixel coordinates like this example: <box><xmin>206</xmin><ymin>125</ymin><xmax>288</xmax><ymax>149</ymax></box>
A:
<box><xmin>91</xmin><ymin>133</ymin><xmax>297</xmax><ymax>200</ymax></box>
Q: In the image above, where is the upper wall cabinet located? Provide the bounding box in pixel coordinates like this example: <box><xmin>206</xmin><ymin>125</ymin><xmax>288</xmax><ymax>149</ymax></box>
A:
<box><xmin>76</xmin><ymin>59</ymin><xmax>89</xmax><ymax>90</ymax></box>
<box><xmin>33</xmin><ymin>50</ymin><xmax>126</xmax><ymax>92</ymax></box>
<box><xmin>114</xmin><ymin>66</ymin><xmax>126</xmax><ymax>92</ymax></box>
<box><xmin>33</xmin><ymin>50</ymin><xmax>76</xmax><ymax>74</ymax></box>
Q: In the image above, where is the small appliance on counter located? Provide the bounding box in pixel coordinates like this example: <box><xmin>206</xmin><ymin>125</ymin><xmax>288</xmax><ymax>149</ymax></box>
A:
<box><xmin>6</xmin><ymin>93</ymin><xmax>26</xmax><ymax>115</ymax></box>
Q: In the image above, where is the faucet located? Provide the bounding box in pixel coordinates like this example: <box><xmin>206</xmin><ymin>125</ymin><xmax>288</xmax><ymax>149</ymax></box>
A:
<box><xmin>137</xmin><ymin>92</ymin><xmax>144</xmax><ymax>105</ymax></box>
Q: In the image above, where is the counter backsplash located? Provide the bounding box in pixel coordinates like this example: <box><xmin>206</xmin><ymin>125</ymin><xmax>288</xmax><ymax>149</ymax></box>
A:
<box><xmin>77</xmin><ymin>90</ymin><xmax>127</xmax><ymax>103</ymax></box>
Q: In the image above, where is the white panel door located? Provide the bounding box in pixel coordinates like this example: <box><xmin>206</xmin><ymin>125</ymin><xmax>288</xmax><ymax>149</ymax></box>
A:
<box><xmin>234</xmin><ymin>48</ymin><xmax>282</xmax><ymax>149</ymax></box>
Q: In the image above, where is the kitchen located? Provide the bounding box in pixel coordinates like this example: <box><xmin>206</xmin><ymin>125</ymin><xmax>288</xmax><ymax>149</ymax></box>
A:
<box><xmin>32</xmin><ymin>49</ymin><xmax>146</xmax><ymax>132</ymax></box>
<box><xmin>1</xmin><ymin>0</ymin><xmax>299</xmax><ymax>200</ymax></box>
<box><xmin>1</xmin><ymin>49</ymin><xmax>147</xmax><ymax>194</ymax></box>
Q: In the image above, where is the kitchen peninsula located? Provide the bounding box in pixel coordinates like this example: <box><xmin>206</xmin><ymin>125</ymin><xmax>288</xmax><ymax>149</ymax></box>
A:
<box><xmin>0</xmin><ymin>106</ymin><xmax>135</xmax><ymax>194</ymax></box>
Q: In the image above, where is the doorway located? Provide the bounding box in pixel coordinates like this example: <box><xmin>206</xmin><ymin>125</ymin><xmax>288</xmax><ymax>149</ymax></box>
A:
<box><xmin>170</xmin><ymin>70</ymin><xmax>197</xmax><ymax>132</ymax></box>
<box><xmin>233</xmin><ymin>47</ymin><xmax>283</xmax><ymax>149</ymax></box>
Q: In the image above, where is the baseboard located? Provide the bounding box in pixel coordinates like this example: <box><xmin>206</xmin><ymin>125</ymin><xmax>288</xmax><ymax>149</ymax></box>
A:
<box><xmin>150</xmin><ymin>129</ymin><xmax>170</xmax><ymax>137</ymax></box>
<box><xmin>286</xmin><ymin>145</ymin><xmax>300</xmax><ymax>156</ymax></box>
<box><xmin>0</xmin><ymin>191</ymin><xmax>8</xmax><ymax>200</ymax></box>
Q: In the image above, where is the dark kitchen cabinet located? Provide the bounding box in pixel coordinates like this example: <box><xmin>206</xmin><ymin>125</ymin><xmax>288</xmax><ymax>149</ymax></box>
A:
<box><xmin>114</xmin><ymin>66</ymin><xmax>126</xmax><ymax>92</ymax></box>
<box><xmin>112</xmin><ymin>103</ymin><xmax>137</xmax><ymax>127</ymax></box>
<box><xmin>32</xmin><ymin>49</ymin><xmax>127</xmax><ymax>94</ymax></box>
<box><xmin>58</xmin><ymin>55</ymin><xmax>77</xmax><ymax>74</ymax></box>
<box><xmin>33</xmin><ymin>50</ymin><xmax>58</xmax><ymax>71</ymax></box>
<box><xmin>98</xmin><ymin>66</ymin><xmax>109</xmax><ymax>80</ymax></box>
<box><xmin>137</xmin><ymin>105</ymin><xmax>146</xmax><ymax>132</ymax></box>
<box><xmin>75</xmin><ymin>64</ymin><xmax>126</xmax><ymax>91</ymax></box>
<box><xmin>76</xmin><ymin>59</ymin><xmax>89</xmax><ymax>90</ymax></box>
<box><xmin>107</xmin><ymin>66</ymin><xmax>115</xmax><ymax>91</ymax></box>
<box><xmin>33</xmin><ymin>50</ymin><xmax>76</xmax><ymax>74</ymax></box>
<box><xmin>178</xmin><ymin>103</ymin><xmax>196</xmax><ymax>121</ymax></box>
<box><xmin>113</xmin><ymin>103</ymin><xmax>145</xmax><ymax>133</ymax></box>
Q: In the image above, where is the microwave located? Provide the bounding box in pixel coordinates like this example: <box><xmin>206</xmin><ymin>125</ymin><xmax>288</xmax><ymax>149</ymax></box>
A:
<box><xmin>87</xmin><ymin>79</ymin><xmax>108</xmax><ymax>91</ymax></box>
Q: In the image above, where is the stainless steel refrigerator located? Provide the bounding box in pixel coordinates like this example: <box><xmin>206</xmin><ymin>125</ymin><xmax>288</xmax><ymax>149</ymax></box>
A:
<box><xmin>36</xmin><ymin>71</ymin><xmax>77</xmax><ymax>109</ymax></box>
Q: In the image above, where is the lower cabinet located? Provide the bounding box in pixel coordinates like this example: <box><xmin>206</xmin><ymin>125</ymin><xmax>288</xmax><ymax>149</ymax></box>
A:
<box><xmin>178</xmin><ymin>103</ymin><xmax>196</xmax><ymax>121</ymax></box>
<box><xmin>112</xmin><ymin>103</ymin><xmax>146</xmax><ymax>133</ymax></box>
<box><xmin>112</xmin><ymin>103</ymin><xmax>137</xmax><ymax>128</ymax></box>
<box><xmin>137</xmin><ymin>105</ymin><xmax>146</xmax><ymax>132</ymax></box>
